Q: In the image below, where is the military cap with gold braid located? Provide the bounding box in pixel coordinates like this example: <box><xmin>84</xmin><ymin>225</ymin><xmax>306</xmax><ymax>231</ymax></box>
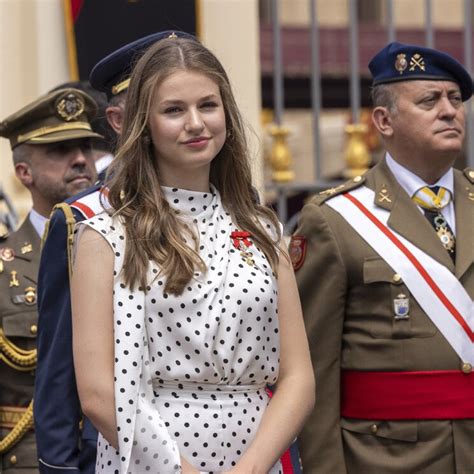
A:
<box><xmin>0</xmin><ymin>88</ymin><xmax>103</xmax><ymax>150</ymax></box>
<box><xmin>89</xmin><ymin>30</ymin><xmax>197</xmax><ymax>100</ymax></box>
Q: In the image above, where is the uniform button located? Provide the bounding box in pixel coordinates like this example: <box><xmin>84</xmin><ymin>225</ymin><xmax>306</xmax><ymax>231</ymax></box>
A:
<box><xmin>30</xmin><ymin>324</ymin><xmax>37</xmax><ymax>335</ymax></box>
<box><xmin>469</xmin><ymin>170</ymin><xmax>474</xmax><ymax>179</ymax></box>
<box><xmin>353</xmin><ymin>176</ymin><xmax>362</xmax><ymax>183</ymax></box>
<box><xmin>392</xmin><ymin>273</ymin><xmax>402</xmax><ymax>283</ymax></box>
<box><xmin>10</xmin><ymin>455</ymin><xmax>17</xmax><ymax>464</ymax></box>
<box><xmin>461</xmin><ymin>362</ymin><xmax>472</xmax><ymax>374</ymax></box>
<box><xmin>370</xmin><ymin>423</ymin><xmax>378</xmax><ymax>434</ymax></box>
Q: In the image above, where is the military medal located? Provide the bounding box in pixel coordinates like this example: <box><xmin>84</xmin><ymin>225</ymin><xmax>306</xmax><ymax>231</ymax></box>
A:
<box><xmin>230</xmin><ymin>231</ymin><xmax>255</xmax><ymax>266</ymax></box>
<box><xmin>0</xmin><ymin>247</ymin><xmax>15</xmax><ymax>261</ymax></box>
<box><xmin>433</xmin><ymin>214</ymin><xmax>455</xmax><ymax>254</ymax></box>
<box><xmin>9</xmin><ymin>270</ymin><xmax>19</xmax><ymax>288</ymax></box>
<box><xmin>393</xmin><ymin>293</ymin><xmax>410</xmax><ymax>320</ymax></box>
<box><xmin>21</xmin><ymin>242</ymin><xmax>33</xmax><ymax>254</ymax></box>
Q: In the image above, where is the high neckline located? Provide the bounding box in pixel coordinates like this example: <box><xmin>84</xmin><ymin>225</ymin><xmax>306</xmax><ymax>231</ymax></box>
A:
<box><xmin>162</xmin><ymin>185</ymin><xmax>218</xmax><ymax>218</ymax></box>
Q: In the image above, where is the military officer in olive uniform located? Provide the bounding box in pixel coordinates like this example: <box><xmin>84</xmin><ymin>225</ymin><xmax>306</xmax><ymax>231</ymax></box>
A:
<box><xmin>294</xmin><ymin>42</ymin><xmax>474</xmax><ymax>473</ymax></box>
<box><xmin>0</xmin><ymin>88</ymin><xmax>101</xmax><ymax>472</ymax></box>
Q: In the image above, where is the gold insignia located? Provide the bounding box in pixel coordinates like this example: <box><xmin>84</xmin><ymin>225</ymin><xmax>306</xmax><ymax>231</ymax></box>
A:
<box><xmin>409</xmin><ymin>53</ymin><xmax>425</xmax><ymax>72</ymax></box>
<box><xmin>0</xmin><ymin>247</ymin><xmax>15</xmax><ymax>262</ymax></box>
<box><xmin>21</xmin><ymin>243</ymin><xmax>33</xmax><ymax>255</ymax></box>
<box><xmin>9</xmin><ymin>270</ymin><xmax>19</xmax><ymax>288</ymax></box>
<box><xmin>319</xmin><ymin>184</ymin><xmax>345</xmax><ymax>196</ymax></box>
<box><xmin>394</xmin><ymin>53</ymin><xmax>408</xmax><ymax>74</ymax></box>
<box><xmin>56</xmin><ymin>93</ymin><xmax>85</xmax><ymax>122</ymax></box>
<box><xmin>378</xmin><ymin>188</ymin><xmax>392</xmax><ymax>203</ymax></box>
<box><xmin>167</xmin><ymin>32</ymin><xmax>178</xmax><ymax>39</ymax></box>
<box><xmin>24</xmin><ymin>287</ymin><xmax>36</xmax><ymax>305</ymax></box>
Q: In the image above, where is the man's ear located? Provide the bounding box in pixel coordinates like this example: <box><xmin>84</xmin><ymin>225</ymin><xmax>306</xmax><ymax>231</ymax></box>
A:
<box><xmin>106</xmin><ymin>106</ymin><xmax>124</xmax><ymax>135</ymax></box>
<box><xmin>372</xmin><ymin>106</ymin><xmax>394</xmax><ymax>138</ymax></box>
<box><xmin>14</xmin><ymin>162</ymin><xmax>33</xmax><ymax>188</ymax></box>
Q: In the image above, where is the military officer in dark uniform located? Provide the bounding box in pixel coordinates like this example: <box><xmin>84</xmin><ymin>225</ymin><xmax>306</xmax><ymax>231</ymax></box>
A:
<box><xmin>294</xmin><ymin>42</ymin><xmax>474</xmax><ymax>473</ymax></box>
<box><xmin>0</xmin><ymin>88</ymin><xmax>100</xmax><ymax>472</ymax></box>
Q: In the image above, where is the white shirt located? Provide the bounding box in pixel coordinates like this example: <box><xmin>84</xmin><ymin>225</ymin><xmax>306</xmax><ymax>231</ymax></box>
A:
<box><xmin>385</xmin><ymin>153</ymin><xmax>456</xmax><ymax>235</ymax></box>
<box><xmin>29</xmin><ymin>208</ymin><xmax>48</xmax><ymax>238</ymax></box>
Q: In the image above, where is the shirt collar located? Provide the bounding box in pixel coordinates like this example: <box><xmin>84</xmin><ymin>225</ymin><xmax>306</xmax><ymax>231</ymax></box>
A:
<box><xmin>29</xmin><ymin>208</ymin><xmax>48</xmax><ymax>238</ymax></box>
<box><xmin>385</xmin><ymin>153</ymin><xmax>454</xmax><ymax>198</ymax></box>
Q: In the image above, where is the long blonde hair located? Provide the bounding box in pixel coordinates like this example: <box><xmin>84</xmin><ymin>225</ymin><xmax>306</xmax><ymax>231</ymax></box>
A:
<box><xmin>106</xmin><ymin>37</ymin><xmax>281</xmax><ymax>295</ymax></box>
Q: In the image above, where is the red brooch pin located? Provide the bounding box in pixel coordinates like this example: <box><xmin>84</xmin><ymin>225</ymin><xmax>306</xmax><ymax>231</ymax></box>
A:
<box><xmin>230</xmin><ymin>231</ymin><xmax>255</xmax><ymax>266</ymax></box>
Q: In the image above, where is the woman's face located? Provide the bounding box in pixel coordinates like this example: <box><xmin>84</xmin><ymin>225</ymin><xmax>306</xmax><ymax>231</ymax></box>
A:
<box><xmin>148</xmin><ymin>69</ymin><xmax>227</xmax><ymax>188</ymax></box>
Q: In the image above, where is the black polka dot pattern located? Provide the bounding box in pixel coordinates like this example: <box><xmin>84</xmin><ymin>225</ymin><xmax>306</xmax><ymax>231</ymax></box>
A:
<box><xmin>77</xmin><ymin>186</ymin><xmax>282</xmax><ymax>473</ymax></box>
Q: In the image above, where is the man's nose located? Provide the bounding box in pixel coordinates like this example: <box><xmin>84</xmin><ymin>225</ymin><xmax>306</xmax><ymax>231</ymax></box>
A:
<box><xmin>70</xmin><ymin>147</ymin><xmax>90</xmax><ymax>166</ymax></box>
<box><xmin>439</xmin><ymin>97</ymin><xmax>458</xmax><ymax>119</ymax></box>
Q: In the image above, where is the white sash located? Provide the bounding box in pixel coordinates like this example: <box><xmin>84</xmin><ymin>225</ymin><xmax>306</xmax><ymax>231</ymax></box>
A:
<box><xmin>326</xmin><ymin>186</ymin><xmax>474</xmax><ymax>364</ymax></box>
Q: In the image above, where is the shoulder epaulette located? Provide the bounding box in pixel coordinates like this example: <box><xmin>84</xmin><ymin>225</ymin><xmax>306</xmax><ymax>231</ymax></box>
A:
<box><xmin>463</xmin><ymin>167</ymin><xmax>474</xmax><ymax>184</ymax></box>
<box><xmin>309</xmin><ymin>174</ymin><xmax>366</xmax><ymax>206</ymax></box>
<box><xmin>70</xmin><ymin>187</ymin><xmax>109</xmax><ymax>219</ymax></box>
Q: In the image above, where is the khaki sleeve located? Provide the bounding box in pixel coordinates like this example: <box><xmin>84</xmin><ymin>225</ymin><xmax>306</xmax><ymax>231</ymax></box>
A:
<box><xmin>294</xmin><ymin>202</ymin><xmax>347</xmax><ymax>474</ymax></box>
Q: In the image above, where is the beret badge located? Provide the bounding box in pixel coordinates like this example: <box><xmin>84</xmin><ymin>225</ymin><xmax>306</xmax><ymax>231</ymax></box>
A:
<box><xmin>394</xmin><ymin>53</ymin><xmax>408</xmax><ymax>74</ymax></box>
<box><xmin>409</xmin><ymin>53</ymin><xmax>425</xmax><ymax>72</ymax></box>
<box><xmin>56</xmin><ymin>93</ymin><xmax>85</xmax><ymax>122</ymax></box>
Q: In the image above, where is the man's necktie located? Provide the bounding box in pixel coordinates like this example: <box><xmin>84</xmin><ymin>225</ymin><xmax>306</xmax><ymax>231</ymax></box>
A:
<box><xmin>412</xmin><ymin>186</ymin><xmax>455</xmax><ymax>260</ymax></box>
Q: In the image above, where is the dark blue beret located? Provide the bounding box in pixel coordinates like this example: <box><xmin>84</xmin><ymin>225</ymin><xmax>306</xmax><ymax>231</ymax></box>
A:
<box><xmin>369</xmin><ymin>41</ymin><xmax>473</xmax><ymax>101</ymax></box>
<box><xmin>89</xmin><ymin>30</ymin><xmax>197</xmax><ymax>100</ymax></box>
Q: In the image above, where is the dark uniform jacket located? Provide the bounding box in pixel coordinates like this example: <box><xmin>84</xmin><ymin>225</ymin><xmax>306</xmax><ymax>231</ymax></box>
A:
<box><xmin>0</xmin><ymin>218</ymin><xmax>41</xmax><ymax>473</ymax></box>
<box><xmin>295</xmin><ymin>159</ymin><xmax>474</xmax><ymax>474</ymax></box>
<box><xmin>34</xmin><ymin>185</ymin><xmax>102</xmax><ymax>474</ymax></box>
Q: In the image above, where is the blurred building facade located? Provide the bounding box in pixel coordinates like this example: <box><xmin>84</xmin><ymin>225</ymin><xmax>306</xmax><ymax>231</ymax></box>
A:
<box><xmin>1</xmin><ymin>0</ymin><xmax>472</xmax><ymax>224</ymax></box>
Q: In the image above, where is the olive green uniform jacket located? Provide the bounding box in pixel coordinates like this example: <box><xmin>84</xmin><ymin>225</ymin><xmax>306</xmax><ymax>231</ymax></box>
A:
<box><xmin>0</xmin><ymin>218</ymin><xmax>41</xmax><ymax>473</ymax></box>
<box><xmin>295</xmin><ymin>159</ymin><xmax>474</xmax><ymax>474</ymax></box>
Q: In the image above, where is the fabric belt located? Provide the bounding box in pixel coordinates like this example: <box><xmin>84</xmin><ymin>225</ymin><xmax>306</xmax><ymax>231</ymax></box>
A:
<box><xmin>341</xmin><ymin>370</ymin><xmax>474</xmax><ymax>419</ymax></box>
<box><xmin>152</xmin><ymin>379</ymin><xmax>266</xmax><ymax>394</ymax></box>
<box><xmin>0</xmin><ymin>406</ymin><xmax>33</xmax><ymax>430</ymax></box>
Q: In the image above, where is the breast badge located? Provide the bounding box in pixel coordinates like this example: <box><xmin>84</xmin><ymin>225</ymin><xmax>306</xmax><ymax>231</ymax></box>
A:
<box><xmin>0</xmin><ymin>247</ymin><xmax>15</xmax><ymax>262</ymax></box>
<box><xmin>21</xmin><ymin>242</ymin><xmax>33</xmax><ymax>254</ymax></box>
<box><xmin>289</xmin><ymin>235</ymin><xmax>307</xmax><ymax>271</ymax></box>
<box><xmin>393</xmin><ymin>293</ymin><xmax>410</xmax><ymax>320</ymax></box>
<box><xmin>24</xmin><ymin>287</ymin><xmax>37</xmax><ymax>305</ymax></box>
<box><xmin>9</xmin><ymin>270</ymin><xmax>20</xmax><ymax>288</ymax></box>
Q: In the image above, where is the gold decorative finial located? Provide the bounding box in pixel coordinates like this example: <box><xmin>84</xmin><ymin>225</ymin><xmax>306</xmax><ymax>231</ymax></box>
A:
<box><xmin>343</xmin><ymin>123</ymin><xmax>371</xmax><ymax>178</ymax></box>
<box><xmin>268</xmin><ymin>125</ymin><xmax>295</xmax><ymax>183</ymax></box>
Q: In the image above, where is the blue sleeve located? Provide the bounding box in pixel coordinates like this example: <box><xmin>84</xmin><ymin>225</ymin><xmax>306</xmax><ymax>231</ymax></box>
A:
<box><xmin>34</xmin><ymin>208</ymin><xmax>97</xmax><ymax>474</ymax></box>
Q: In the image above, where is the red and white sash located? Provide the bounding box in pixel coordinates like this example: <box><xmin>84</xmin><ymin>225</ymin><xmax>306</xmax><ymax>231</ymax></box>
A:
<box><xmin>326</xmin><ymin>186</ymin><xmax>474</xmax><ymax>364</ymax></box>
<box><xmin>70</xmin><ymin>188</ymin><xmax>110</xmax><ymax>219</ymax></box>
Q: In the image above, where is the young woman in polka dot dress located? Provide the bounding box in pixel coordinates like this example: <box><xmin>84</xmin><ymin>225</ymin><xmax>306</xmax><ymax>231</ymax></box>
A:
<box><xmin>71</xmin><ymin>35</ymin><xmax>314</xmax><ymax>474</ymax></box>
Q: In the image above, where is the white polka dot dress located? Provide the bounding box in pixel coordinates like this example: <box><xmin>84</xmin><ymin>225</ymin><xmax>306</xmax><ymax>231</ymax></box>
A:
<box><xmin>77</xmin><ymin>186</ymin><xmax>282</xmax><ymax>473</ymax></box>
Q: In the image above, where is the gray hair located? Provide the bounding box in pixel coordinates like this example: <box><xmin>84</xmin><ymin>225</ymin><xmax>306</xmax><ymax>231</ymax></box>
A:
<box><xmin>371</xmin><ymin>83</ymin><xmax>399</xmax><ymax>113</ymax></box>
